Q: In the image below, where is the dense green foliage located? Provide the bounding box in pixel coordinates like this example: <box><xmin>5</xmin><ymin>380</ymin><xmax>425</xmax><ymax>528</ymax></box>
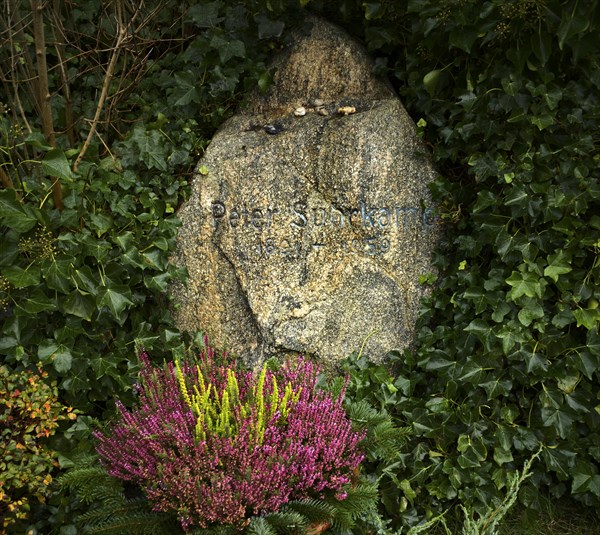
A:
<box><xmin>0</xmin><ymin>0</ymin><xmax>299</xmax><ymax>416</ymax></box>
<box><xmin>1</xmin><ymin>0</ymin><xmax>599</xmax><ymax>532</ymax></box>
<box><xmin>0</xmin><ymin>1</ymin><xmax>301</xmax><ymax>530</ymax></box>
<box><xmin>327</xmin><ymin>0</ymin><xmax>600</xmax><ymax>529</ymax></box>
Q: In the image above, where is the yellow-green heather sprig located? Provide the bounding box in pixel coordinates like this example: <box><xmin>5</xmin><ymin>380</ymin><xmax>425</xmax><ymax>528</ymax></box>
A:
<box><xmin>174</xmin><ymin>360</ymin><xmax>192</xmax><ymax>408</ymax></box>
<box><xmin>253</xmin><ymin>366</ymin><xmax>267</xmax><ymax>444</ymax></box>
<box><xmin>176</xmin><ymin>359</ymin><xmax>301</xmax><ymax>445</ymax></box>
<box><xmin>279</xmin><ymin>381</ymin><xmax>301</xmax><ymax>420</ymax></box>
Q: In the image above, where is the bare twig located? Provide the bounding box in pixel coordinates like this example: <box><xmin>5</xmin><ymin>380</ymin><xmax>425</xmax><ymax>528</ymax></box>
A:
<box><xmin>3</xmin><ymin>0</ymin><xmax>34</xmax><ymax>134</ymax></box>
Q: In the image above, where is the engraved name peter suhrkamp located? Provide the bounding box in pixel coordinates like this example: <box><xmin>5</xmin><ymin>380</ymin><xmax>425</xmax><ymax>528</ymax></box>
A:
<box><xmin>210</xmin><ymin>200</ymin><xmax>436</xmax><ymax>230</ymax></box>
<box><xmin>210</xmin><ymin>200</ymin><xmax>436</xmax><ymax>258</ymax></box>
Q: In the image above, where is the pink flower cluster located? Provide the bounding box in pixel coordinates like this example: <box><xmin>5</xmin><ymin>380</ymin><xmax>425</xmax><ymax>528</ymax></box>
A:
<box><xmin>94</xmin><ymin>346</ymin><xmax>365</xmax><ymax>531</ymax></box>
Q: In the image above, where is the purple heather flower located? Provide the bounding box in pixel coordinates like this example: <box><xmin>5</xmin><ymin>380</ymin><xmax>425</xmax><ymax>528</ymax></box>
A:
<box><xmin>95</xmin><ymin>342</ymin><xmax>364</xmax><ymax>531</ymax></box>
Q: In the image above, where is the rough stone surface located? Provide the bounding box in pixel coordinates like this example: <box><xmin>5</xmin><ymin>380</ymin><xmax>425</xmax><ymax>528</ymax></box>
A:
<box><xmin>171</xmin><ymin>17</ymin><xmax>441</xmax><ymax>364</ymax></box>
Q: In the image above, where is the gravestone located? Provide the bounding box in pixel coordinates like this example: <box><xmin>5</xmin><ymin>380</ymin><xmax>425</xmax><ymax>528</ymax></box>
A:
<box><xmin>171</xmin><ymin>17</ymin><xmax>440</xmax><ymax>364</ymax></box>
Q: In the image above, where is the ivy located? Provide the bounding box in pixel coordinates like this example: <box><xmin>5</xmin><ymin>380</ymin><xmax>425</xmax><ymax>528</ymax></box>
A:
<box><xmin>1</xmin><ymin>0</ymin><xmax>599</xmax><ymax>531</ymax></box>
<box><xmin>306</xmin><ymin>0</ymin><xmax>600</xmax><ymax>529</ymax></box>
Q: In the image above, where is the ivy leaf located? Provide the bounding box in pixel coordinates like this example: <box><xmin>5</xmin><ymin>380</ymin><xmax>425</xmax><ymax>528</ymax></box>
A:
<box><xmin>258</xmin><ymin>71</ymin><xmax>272</xmax><ymax>94</ymax></box>
<box><xmin>0</xmin><ymin>189</ymin><xmax>38</xmax><ymax>232</ymax></box>
<box><xmin>493</xmin><ymin>447</ymin><xmax>514</xmax><ymax>466</ymax></box>
<box><xmin>473</xmin><ymin>190</ymin><xmax>496</xmax><ymax>213</ymax></box>
<box><xmin>173</xmin><ymin>73</ymin><xmax>201</xmax><ymax>107</ymax></box>
<box><xmin>463</xmin><ymin>287</ymin><xmax>488</xmax><ymax>314</ymax></box>
<box><xmin>504</xmin><ymin>187</ymin><xmax>528</xmax><ymax>207</ymax></box>
<box><xmin>144</xmin><ymin>272</ymin><xmax>171</xmax><ymax>292</ymax></box>
<box><xmin>255</xmin><ymin>14</ymin><xmax>285</xmax><ymax>39</ymax></box>
<box><xmin>187</xmin><ymin>1</ymin><xmax>223</xmax><ymax>28</ymax></box>
<box><xmin>541</xmin><ymin>406</ymin><xmax>574</xmax><ymax>439</ymax></box>
<box><xmin>525</xmin><ymin>352</ymin><xmax>549</xmax><ymax>375</ymax></box>
<box><xmin>506</xmin><ymin>270</ymin><xmax>544</xmax><ymax>300</ymax></box>
<box><xmin>574</xmin><ymin>350</ymin><xmax>599</xmax><ymax>380</ymax></box>
<box><xmin>41</xmin><ymin>148</ymin><xmax>73</xmax><ymax>180</ymax></box>
<box><xmin>449</xmin><ymin>26</ymin><xmax>478</xmax><ymax>53</ymax></box>
<box><xmin>15</xmin><ymin>289</ymin><xmax>56</xmax><ymax>314</ymax></box>
<box><xmin>573</xmin><ymin>308</ymin><xmax>600</xmax><ymax>330</ymax></box>
<box><xmin>142</xmin><ymin>248</ymin><xmax>169</xmax><ymax>270</ymax></box>
<box><xmin>91</xmin><ymin>356</ymin><xmax>119</xmax><ymax>379</ymax></box>
<box><xmin>209</xmin><ymin>35</ymin><xmax>246</xmax><ymax>63</ymax></box>
<box><xmin>497</xmin><ymin>326</ymin><xmax>527</xmax><ymax>355</ymax></box>
<box><xmin>457</xmin><ymin>434</ymin><xmax>487</xmax><ymax>468</ymax></box>
<box><xmin>531</xmin><ymin>114</ymin><xmax>554</xmax><ymax>131</ymax></box>
<box><xmin>480</xmin><ymin>377</ymin><xmax>512</xmax><ymax>399</ymax></box>
<box><xmin>423</xmin><ymin>69</ymin><xmax>442</xmax><ymax>96</ymax></box>
<box><xmin>363</xmin><ymin>2</ymin><xmax>384</xmax><ymax>20</ymax></box>
<box><xmin>125</xmin><ymin>128</ymin><xmax>169</xmax><ymax>172</ymax></box>
<box><xmin>399</xmin><ymin>479</ymin><xmax>417</xmax><ymax>505</ymax></box>
<box><xmin>88</xmin><ymin>213</ymin><xmax>114</xmax><ymax>237</ymax></box>
<box><xmin>43</xmin><ymin>259</ymin><xmax>73</xmax><ymax>293</ymax></box>
<box><xmin>530</xmin><ymin>30</ymin><xmax>552</xmax><ymax>66</ymax></box>
<box><xmin>2</xmin><ymin>265</ymin><xmax>41</xmax><ymax>288</ymax></box>
<box><xmin>71</xmin><ymin>266</ymin><xmax>100</xmax><ymax>296</ymax></box>
<box><xmin>517</xmin><ymin>299</ymin><xmax>544</xmax><ymax>326</ymax></box>
<box><xmin>491</xmin><ymin>301</ymin><xmax>511</xmax><ymax>323</ymax></box>
<box><xmin>38</xmin><ymin>340</ymin><xmax>73</xmax><ymax>374</ymax></box>
<box><xmin>464</xmin><ymin>319</ymin><xmax>494</xmax><ymax>351</ymax></box>
<box><xmin>572</xmin><ymin>466</ymin><xmax>600</xmax><ymax>495</ymax></box>
<box><xmin>587</xmin><ymin>330</ymin><xmax>600</xmax><ymax>356</ymax></box>
<box><xmin>557</xmin><ymin>6</ymin><xmax>590</xmax><ymax>50</ymax></box>
<box><xmin>544</xmin><ymin>251</ymin><xmax>572</xmax><ymax>282</ymax></box>
<box><xmin>25</xmin><ymin>131</ymin><xmax>52</xmax><ymax>150</ymax></box>
<box><xmin>98</xmin><ymin>285</ymin><xmax>134</xmax><ymax>320</ymax></box>
<box><xmin>542</xmin><ymin>447</ymin><xmax>576</xmax><ymax>479</ymax></box>
<box><xmin>458</xmin><ymin>360</ymin><xmax>486</xmax><ymax>383</ymax></box>
<box><xmin>63</xmin><ymin>291</ymin><xmax>96</xmax><ymax>321</ymax></box>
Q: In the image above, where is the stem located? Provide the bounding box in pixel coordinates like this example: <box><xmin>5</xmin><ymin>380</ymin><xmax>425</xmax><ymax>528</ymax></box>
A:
<box><xmin>31</xmin><ymin>0</ymin><xmax>63</xmax><ymax>210</ymax></box>
<box><xmin>0</xmin><ymin>165</ymin><xmax>16</xmax><ymax>190</ymax></box>
<box><xmin>31</xmin><ymin>0</ymin><xmax>54</xmax><ymax>147</ymax></box>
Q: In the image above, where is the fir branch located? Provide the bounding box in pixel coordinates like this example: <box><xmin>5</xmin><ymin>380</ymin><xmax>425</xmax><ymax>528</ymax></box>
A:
<box><xmin>284</xmin><ymin>499</ymin><xmax>335</xmax><ymax>524</ymax></box>
<box><xmin>246</xmin><ymin>518</ymin><xmax>277</xmax><ymax>535</ymax></box>
<box><xmin>326</xmin><ymin>482</ymin><xmax>379</xmax><ymax>532</ymax></box>
<box><xmin>190</xmin><ymin>526</ymin><xmax>239</xmax><ymax>535</ymax></box>
<box><xmin>258</xmin><ymin>511</ymin><xmax>309</xmax><ymax>534</ymax></box>
<box><xmin>346</xmin><ymin>399</ymin><xmax>411</xmax><ymax>463</ymax></box>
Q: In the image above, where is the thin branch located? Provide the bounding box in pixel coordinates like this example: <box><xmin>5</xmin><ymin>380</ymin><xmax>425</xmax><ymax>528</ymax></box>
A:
<box><xmin>50</xmin><ymin>0</ymin><xmax>75</xmax><ymax>146</ymax></box>
<box><xmin>72</xmin><ymin>0</ymin><xmax>147</xmax><ymax>171</ymax></box>
<box><xmin>73</xmin><ymin>19</ymin><xmax>127</xmax><ymax>172</ymax></box>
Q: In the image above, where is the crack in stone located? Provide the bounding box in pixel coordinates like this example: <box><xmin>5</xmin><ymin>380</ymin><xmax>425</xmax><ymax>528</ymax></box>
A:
<box><xmin>211</xmin><ymin>236</ymin><xmax>266</xmax><ymax>359</ymax></box>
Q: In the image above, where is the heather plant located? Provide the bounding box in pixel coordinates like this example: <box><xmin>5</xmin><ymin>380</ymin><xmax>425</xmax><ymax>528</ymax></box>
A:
<box><xmin>92</xmin><ymin>343</ymin><xmax>369</xmax><ymax>531</ymax></box>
